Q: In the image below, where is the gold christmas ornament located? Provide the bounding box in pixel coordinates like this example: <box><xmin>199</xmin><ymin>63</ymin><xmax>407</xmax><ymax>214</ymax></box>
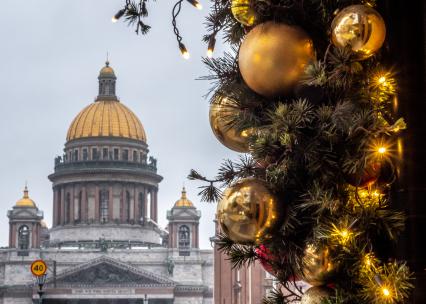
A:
<box><xmin>238</xmin><ymin>22</ymin><xmax>315</xmax><ymax>97</ymax></box>
<box><xmin>217</xmin><ymin>178</ymin><xmax>279</xmax><ymax>244</ymax></box>
<box><xmin>209</xmin><ymin>95</ymin><xmax>251</xmax><ymax>153</ymax></box>
<box><xmin>301</xmin><ymin>286</ymin><xmax>334</xmax><ymax>304</ymax></box>
<box><xmin>231</xmin><ymin>0</ymin><xmax>256</xmax><ymax>26</ymax></box>
<box><xmin>302</xmin><ymin>244</ymin><xmax>335</xmax><ymax>286</ymax></box>
<box><xmin>331</xmin><ymin>5</ymin><xmax>386</xmax><ymax>59</ymax></box>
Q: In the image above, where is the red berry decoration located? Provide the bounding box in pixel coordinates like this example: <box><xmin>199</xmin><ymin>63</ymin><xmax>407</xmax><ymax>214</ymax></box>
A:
<box><xmin>256</xmin><ymin>244</ymin><xmax>276</xmax><ymax>275</ymax></box>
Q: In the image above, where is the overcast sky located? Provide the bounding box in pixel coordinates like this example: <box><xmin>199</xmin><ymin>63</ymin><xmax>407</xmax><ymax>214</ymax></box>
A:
<box><xmin>0</xmin><ymin>0</ymin><xmax>236</xmax><ymax>249</ymax></box>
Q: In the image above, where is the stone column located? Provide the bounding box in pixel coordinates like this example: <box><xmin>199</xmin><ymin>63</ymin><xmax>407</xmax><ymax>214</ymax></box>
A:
<box><xmin>108</xmin><ymin>184</ymin><xmax>114</xmax><ymax>222</ymax></box>
<box><xmin>82</xmin><ymin>186</ymin><xmax>87</xmax><ymax>222</ymax></box>
<box><xmin>134</xmin><ymin>185</ymin><xmax>139</xmax><ymax>223</ymax></box>
<box><xmin>9</xmin><ymin>223</ymin><xmax>13</xmax><ymax>247</ymax></box>
<box><xmin>70</xmin><ymin>185</ymin><xmax>75</xmax><ymax>223</ymax></box>
<box><xmin>52</xmin><ymin>189</ymin><xmax>57</xmax><ymax>227</ymax></box>
<box><xmin>60</xmin><ymin>187</ymin><xmax>65</xmax><ymax>225</ymax></box>
<box><xmin>150</xmin><ymin>189</ymin><xmax>155</xmax><ymax>220</ymax></box>
<box><xmin>153</xmin><ymin>189</ymin><xmax>158</xmax><ymax>223</ymax></box>
<box><xmin>95</xmin><ymin>185</ymin><xmax>100</xmax><ymax>222</ymax></box>
<box><xmin>120</xmin><ymin>187</ymin><xmax>125</xmax><ymax>223</ymax></box>
<box><xmin>144</xmin><ymin>187</ymin><xmax>148</xmax><ymax>220</ymax></box>
<box><xmin>196</xmin><ymin>223</ymin><xmax>199</xmax><ymax>248</ymax></box>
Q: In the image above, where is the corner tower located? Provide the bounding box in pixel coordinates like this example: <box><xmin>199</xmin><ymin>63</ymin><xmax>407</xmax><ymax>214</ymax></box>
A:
<box><xmin>167</xmin><ymin>188</ymin><xmax>200</xmax><ymax>256</ymax></box>
<box><xmin>48</xmin><ymin>62</ymin><xmax>163</xmax><ymax>248</ymax></box>
<box><xmin>7</xmin><ymin>186</ymin><xmax>44</xmax><ymax>254</ymax></box>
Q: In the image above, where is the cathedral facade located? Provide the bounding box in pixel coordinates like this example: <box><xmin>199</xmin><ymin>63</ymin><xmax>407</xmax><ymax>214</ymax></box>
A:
<box><xmin>0</xmin><ymin>62</ymin><xmax>213</xmax><ymax>304</ymax></box>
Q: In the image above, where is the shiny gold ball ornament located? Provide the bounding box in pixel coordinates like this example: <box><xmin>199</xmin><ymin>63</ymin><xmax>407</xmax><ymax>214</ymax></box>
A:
<box><xmin>301</xmin><ymin>286</ymin><xmax>334</xmax><ymax>304</ymax></box>
<box><xmin>302</xmin><ymin>244</ymin><xmax>335</xmax><ymax>286</ymax></box>
<box><xmin>209</xmin><ymin>95</ymin><xmax>251</xmax><ymax>153</ymax></box>
<box><xmin>238</xmin><ymin>22</ymin><xmax>315</xmax><ymax>97</ymax></box>
<box><xmin>231</xmin><ymin>0</ymin><xmax>256</xmax><ymax>26</ymax></box>
<box><xmin>217</xmin><ymin>178</ymin><xmax>279</xmax><ymax>244</ymax></box>
<box><xmin>331</xmin><ymin>5</ymin><xmax>386</xmax><ymax>59</ymax></box>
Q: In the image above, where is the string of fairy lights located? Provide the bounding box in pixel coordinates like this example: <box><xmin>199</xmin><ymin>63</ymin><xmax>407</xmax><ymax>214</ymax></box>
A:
<box><xmin>112</xmin><ymin>0</ymin><xmax>207</xmax><ymax>59</ymax></box>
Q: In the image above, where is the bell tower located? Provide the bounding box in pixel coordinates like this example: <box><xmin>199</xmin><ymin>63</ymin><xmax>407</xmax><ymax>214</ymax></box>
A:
<box><xmin>7</xmin><ymin>186</ymin><xmax>44</xmax><ymax>254</ymax></box>
<box><xmin>167</xmin><ymin>187</ymin><xmax>200</xmax><ymax>256</ymax></box>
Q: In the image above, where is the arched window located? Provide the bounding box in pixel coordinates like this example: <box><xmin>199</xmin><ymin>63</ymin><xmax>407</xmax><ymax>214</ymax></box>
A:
<box><xmin>178</xmin><ymin>225</ymin><xmax>190</xmax><ymax>249</ymax></box>
<box><xmin>125</xmin><ymin>191</ymin><xmax>131</xmax><ymax>222</ymax></box>
<box><xmin>138</xmin><ymin>192</ymin><xmax>144</xmax><ymax>221</ymax></box>
<box><xmin>65</xmin><ymin>193</ymin><xmax>71</xmax><ymax>224</ymax></box>
<box><xmin>18</xmin><ymin>225</ymin><xmax>30</xmax><ymax>250</ymax></box>
<box><xmin>99</xmin><ymin>189</ymin><xmax>109</xmax><ymax>223</ymax></box>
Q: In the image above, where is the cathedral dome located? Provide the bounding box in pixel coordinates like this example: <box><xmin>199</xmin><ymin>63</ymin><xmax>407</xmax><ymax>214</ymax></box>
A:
<box><xmin>174</xmin><ymin>187</ymin><xmax>194</xmax><ymax>207</ymax></box>
<box><xmin>66</xmin><ymin>61</ymin><xmax>147</xmax><ymax>142</ymax></box>
<box><xmin>66</xmin><ymin>100</ymin><xmax>147</xmax><ymax>142</ymax></box>
<box><xmin>16</xmin><ymin>186</ymin><xmax>36</xmax><ymax>208</ymax></box>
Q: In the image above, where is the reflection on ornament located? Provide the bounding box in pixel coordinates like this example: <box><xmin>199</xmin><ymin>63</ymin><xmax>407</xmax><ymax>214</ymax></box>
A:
<box><xmin>331</xmin><ymin>5</ymin><xmax>386</xmax><ymax>59</ymax></box>
<box><xmin>239</xmin><ymin>22</ymin><xmax>315</xmax><ymax>97</ymax></box>
<box><xmin>344</xmin><ymin>162</ymin><xmax>382</xmax><ymax>188</ymax></box>
<box><xmin>301</xmin><ymin>286</ymin><xmax>333</xmax><ymax>304</ymax></box>
<box><xmin>302</xmin><ymin>244</ymin><xmax>335</xmax><ymax>286</ymax></box>
<box><xmin>217</xmin><ymin>178</ymin><xmax>279</xmax><ymax>244</ymax></box>
<box><xmin>209</xmin><ymin>95</ymin><xmax>251</xmax><ymax>153</ymax></box>
<box><xmin>231</xmin><ymin>0</ymin><xmax>256</xmax><ymax>26</ymax></box>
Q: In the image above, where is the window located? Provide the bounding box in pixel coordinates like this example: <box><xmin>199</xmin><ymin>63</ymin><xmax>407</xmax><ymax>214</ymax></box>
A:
<box><xmin>92</xmin><ymin>148</ymin><xmax>98</xmax><ymax>160</ymax></box>
<box><xmin>122</xmin><ymin>149</ymin><xmax>129</xmax><ymax>161</ymax></box>
<box><xmin>133</xmin><ymin>150</ymin><xmax>138</xmax><ymax>162</ymax></box>
<box><xmin>74</xmin><ymin>150</ymin><xmax>79</xmax><ymax>161</ymax></box>
<box><xmin>99</xmin><ymin>189</ymin><xmax>109</xmax><ymax>223</ymax></box>
<box><xmin>18</xmin><ymin>225</ymin><xmax>30</xmax><ymax>250</ymax></box>
<box><xmin>140</xmin><ymin>152</ymin><xmax>145</xmax><ymax>163</ymax></box>
<box><xmin>82</xmin><ymin>149</ymin><xmax>88</xmax><ymax>161</ymax></box>
<box><xmin>103</xmin><ymin>148</ymin><xmax>109</xmax><ymax>160</ymax></box>
<box><xmin>178</xmin><ymin>225</ymin><xmax>191</xmax><ymax>254</ymax></box>
<box><xmin>65</xmin><ymin>193</ymin><xmax>71</xmax><ymax>224</ymax></box>
<box><xmin>138</xmin><ymin>192</ymin><xmax>144</xmax><ymax>221</ymax></box>
<box><xmin>114</xmin><ymin>148</ymin><xmax>119</xmax><ymax>160</ymax></box>
<box><xmin>125</xmin><ymin>191</ymin><xmax>131</xmax><ymax>222</ymax></box>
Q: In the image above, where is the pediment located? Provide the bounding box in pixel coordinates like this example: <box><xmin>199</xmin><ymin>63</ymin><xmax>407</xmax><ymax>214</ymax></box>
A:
<box><xmin>48</xmin><ymin>256</ymin><xmax>175</xmax><ymax>288</ymax></box>
<box><xmin>170</xmin><ymin>208</ymin><xmax>199</xmax><ymax>218</ymax></box>
<box><xmin>9</xmin><ymin>208</ymin><xmax>38</xmax><ymax>218</ymax></box>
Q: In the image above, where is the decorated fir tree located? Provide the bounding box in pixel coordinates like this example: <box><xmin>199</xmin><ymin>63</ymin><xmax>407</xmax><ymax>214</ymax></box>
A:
<box><xmin>114</xmin><ymin>0</ymin><xmax>415</xmax><ymax>302</ymax></box>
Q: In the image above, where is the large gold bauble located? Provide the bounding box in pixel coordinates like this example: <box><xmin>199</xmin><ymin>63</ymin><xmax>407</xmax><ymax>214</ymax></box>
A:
<box><xmin>231</xmin><ymin>0</ymin><xmax>256</xmax><ymax>26</ymax></box>
<box><xmin>238</xmin><ymin>22</ymin><xmax>315</xmax><ymax>97</ymax></box>
<box><xmin>301</xmin><ymin>286</ymin><xmax>333</xmax><ymax>304</ymax></box>
<box><xmin>217</xmin><ymin>178</ymin><xmax>279</xmax><ymax>244</ymax></box>
<box><xmin>209</xmin><ymin>95</ymin><xmax>251</xmax><ymax>153</ymax></box>
<box><xmin>302</xmin><ymin>244</ymin><xmax>335</xmax><ymax>286</ymax></box>
<box><xmin>331</xmin><ymin>5</ymin><xmax>386</xmax><ymax>59</ymax></box>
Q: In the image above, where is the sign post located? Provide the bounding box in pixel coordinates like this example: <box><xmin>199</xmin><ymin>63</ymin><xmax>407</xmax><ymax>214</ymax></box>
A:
<box><xmin>31</xmin><ymin>260</ymin><xmax>47</xmax><ymax>304</ymax></box>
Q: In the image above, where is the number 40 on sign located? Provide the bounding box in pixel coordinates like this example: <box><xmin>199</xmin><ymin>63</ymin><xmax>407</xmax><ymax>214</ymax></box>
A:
<box><xmin>31</xmin><ymin>260</ymin><xmax>47</xmax><ymax>276</ymax></box>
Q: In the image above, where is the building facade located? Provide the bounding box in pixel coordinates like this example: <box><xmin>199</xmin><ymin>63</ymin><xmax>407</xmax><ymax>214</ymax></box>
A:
<box><xmin>0</xmin><ymin>62</ymin><xmax>213</xmax><ymax>304</ymax></box>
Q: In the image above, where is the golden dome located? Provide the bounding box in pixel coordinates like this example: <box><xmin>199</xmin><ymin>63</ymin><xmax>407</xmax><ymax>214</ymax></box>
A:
<box><xmin>16</xmin><ymin>186</ymin><xmax>36</xmax><ymax>208</ymax></box>
<box><xmin>66</xmin><ymin>100</ymin><xmax>147</xmax><ymax>142</ymax></box>
<box><xmin>99</xmin><ymin>61</ymin><xmax>115</xmax><ymax>77</ymax></box>
<box><xmin>174</xmin><ymin>187</ymin><xmax>194</xmax><ymax>207</ymax></box>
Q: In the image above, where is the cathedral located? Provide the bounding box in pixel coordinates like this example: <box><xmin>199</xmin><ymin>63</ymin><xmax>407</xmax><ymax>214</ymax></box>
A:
<box><xmin>0</xmin><ymin>62</ymin><xmax>214</xmax><ymax>304</ymax></box>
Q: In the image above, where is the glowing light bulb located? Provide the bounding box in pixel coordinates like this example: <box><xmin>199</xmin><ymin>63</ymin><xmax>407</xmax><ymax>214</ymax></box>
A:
<box><xmin>382</xmin><ymin>287</ymin><xmax>390</xmax><ymax>297</ymax></box>
<box><xmin>341</xmin><ymin>229</ymin><xmax>349</xmax><ymax>238</ymax></box>
<box><xmin>112</xmin><ymin>9</ymin><xmax>126</xmax><ymax>23</ymax></box>
<box><xmin>378</xmin><ymin>76</ymin><xmax>387</xmax><ymax>84</ymax></box>
<box><xmin>179</xmin><ymin>43</ymin><xmax>190</xmax><ymax>60</ymax></box>
<box><xmin>187</xmin><ymin>0</ymin><xmax>202</xmax><ymax>9</ymax></box>
<box><xmin>378</xmin><ymin>146</ymin><xmax>387</xmax><ymax>154</ymax></box>
<box><xmin>207</xmin><ymin>49</ymin><xmax>213</xmax><ymax>58</ymax></box>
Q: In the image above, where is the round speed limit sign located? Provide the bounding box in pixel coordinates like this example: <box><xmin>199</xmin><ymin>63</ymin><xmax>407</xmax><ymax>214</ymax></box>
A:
<box><xmin>31</xmin><ymin>260</ymin><xmax>47</xmax><ymax>276</ymax></box>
